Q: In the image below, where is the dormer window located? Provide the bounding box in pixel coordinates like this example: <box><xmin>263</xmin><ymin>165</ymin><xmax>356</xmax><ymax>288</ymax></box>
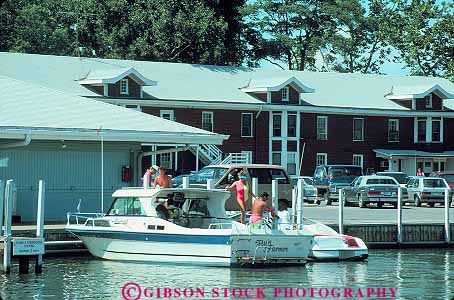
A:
<box><xmin>120</xmin><ymin>79</ymin><xmax>129</xmax><ymax>95</ymax></box>
<box><xmin>425</xmin><ymin>94</ymin><xmax>432</xmax><ymax>108</ymax></box>
<box><xmin>282</xmin><ymin>87</ymin><xmax>289</xmax><ymax>101</ymax></box>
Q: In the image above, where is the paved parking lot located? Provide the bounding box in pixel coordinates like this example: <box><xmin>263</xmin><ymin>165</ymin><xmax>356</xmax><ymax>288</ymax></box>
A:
<box><xmin>303</xmin><ymin>202</ymin><xmax>454</xmax><ymax>224</ymax></box>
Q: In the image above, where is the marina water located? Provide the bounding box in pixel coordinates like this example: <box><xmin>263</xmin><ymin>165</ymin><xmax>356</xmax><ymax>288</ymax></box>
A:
<box><xmin>0</xmin><ymin>249</ymin><xmax>453</xmax><ymax>299</ymax></box>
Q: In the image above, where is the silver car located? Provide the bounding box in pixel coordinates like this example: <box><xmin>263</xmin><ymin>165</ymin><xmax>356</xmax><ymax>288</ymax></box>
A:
<box><xmin>406</xmin><ymin>177</ymin><xmax>451</xmax><ymax>207</ymax></box>
<box><xmin>291</xmin><ymin>176</ymin><xmax>318</xmax><ymax>204</ymax></box>
<box><xmin>343</xmin><ymin>175</ymin><xmax>407</xmax><ymax>208</ymax></box>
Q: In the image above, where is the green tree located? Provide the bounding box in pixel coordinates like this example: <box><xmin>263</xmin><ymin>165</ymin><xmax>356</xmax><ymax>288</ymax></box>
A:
<box><xmin>321</xmin><ymin>0</ymin><xmax>394</xmax><ymax>74</ymax></box>
<box><xmin>242</xmin><ymin>0</ymin><xmax>338</xmax><ymax>70</ymax></box>
<box><xmin>389</xmin><ymin>0</ymin><xmax>454</xmax><ymax>79</ymax></box>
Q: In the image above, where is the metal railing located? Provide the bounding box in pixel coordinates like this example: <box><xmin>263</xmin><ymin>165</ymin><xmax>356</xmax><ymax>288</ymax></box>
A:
<box><xmin>66</xmin><ymin>212</ymin><xmax>105</xmax><ymax>226</ymax></box>
<box><xmin>220</xmin><ymin>152</ymin><xmax>251</xmax><ymax>165</ymax></box>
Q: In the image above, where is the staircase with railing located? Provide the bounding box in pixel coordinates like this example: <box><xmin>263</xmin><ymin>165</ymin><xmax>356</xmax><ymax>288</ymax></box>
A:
<box><xmin>190</xmin><ymin>145</ymin><xmax>252</xmax><ymax>166</ymax></box>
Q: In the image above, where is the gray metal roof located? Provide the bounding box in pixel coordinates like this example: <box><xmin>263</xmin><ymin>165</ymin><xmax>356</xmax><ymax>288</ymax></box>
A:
<box><xmin>373</xmin><ymin>149</ymin><xmax>454</xmax><ymax>157</ymax></box>
<box><xmin>0</xmin><ymin>75</ymin><xmax>228</xmax><ymax>144</ymax></box>
<box><xmin>1</xmin><ymin>52</ymin><xmax>454</xmax><ymax>110</ymax></box>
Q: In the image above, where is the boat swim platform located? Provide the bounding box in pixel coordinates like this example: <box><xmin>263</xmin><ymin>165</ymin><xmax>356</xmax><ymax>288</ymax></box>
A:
<box><xmin>1</xmin><ymin>223</ymin><xmax>453</xmax><ymax>254</ymax></box>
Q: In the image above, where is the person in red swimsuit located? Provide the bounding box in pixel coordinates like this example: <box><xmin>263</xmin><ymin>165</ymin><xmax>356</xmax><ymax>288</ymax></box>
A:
<box><xmin>227</xmin><ymin>170</ymin><xmax>253</xmax><ymax>224</ymax></box>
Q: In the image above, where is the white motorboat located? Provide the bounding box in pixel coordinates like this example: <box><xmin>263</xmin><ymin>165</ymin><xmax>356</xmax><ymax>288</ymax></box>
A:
<box><xmin>301</xmin><ymin>218</ymin><xmax>368</xmax><ymax>262</ymax></box>
<box><xmin>231</xmin><ymin>212</ymin><xmax>368</xmax><ymax>262</ymax></box>
<box><xmin>66</xmin><ymin>187</ymin><xmax>314</xmax><ymax>267</ymax></box>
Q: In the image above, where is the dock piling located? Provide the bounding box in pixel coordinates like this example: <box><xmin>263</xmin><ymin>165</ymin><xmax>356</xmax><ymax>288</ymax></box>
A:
<box><xmin>3</xmin><ymin>180</ymin><xmax>14</xmax><ymax>273</ymax></box>
<box><xmin>35</xmin><ymin>180</ymin><xmax>45</xmax><ymax>273</ymax></box>
<box><xmin>296</xmin><ymin>179</ymin><xmax>304</xmax><ymax>226</ymax></box>
<box><xmin>397</xmin><ymin>188</ymin><xmax>403</xmax><ymax>244</ymax></box>
<box><xmin>182</xmin><ymin>177</ymin><xmax>189</xmax><ymax>189</ymax></box>
<box><xmin>0</xmin><ymin>180</ymin><xmax>4</xmax><ymax>237</ymax></box>
<box><xmin>206</xmin><ymin>179</ymin><xmax>214</xmax><ymax>190</ymax></box>
<box><xmin>338</xmin><ymin>189</ymin><xmax>344</xmax><ymax>235</ymax></box>
<box><xmin>252</xmin><ymin>178</ymin><xmax>258</xmax><ymax>204</ymax></box>
<box><xmin>445</xmin><ymin>188</ymin><xmax>450</xmax><ymax>243</ymax></box>
<box><xmin>271</xmin><ymin>180</ymin><xmax>278</xmax><ymax>229</ymax></box>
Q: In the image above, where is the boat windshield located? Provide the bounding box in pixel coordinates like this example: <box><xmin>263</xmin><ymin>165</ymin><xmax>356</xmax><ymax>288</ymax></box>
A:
<box><xmin>107</xmin><ymin>197</ymin><xmax>145</xmax><ymax>216</ymax></box>
<box><xmin>191</xmin><ymin>167</ymin><xmax>229</xmax><ymax>184</ymax></box>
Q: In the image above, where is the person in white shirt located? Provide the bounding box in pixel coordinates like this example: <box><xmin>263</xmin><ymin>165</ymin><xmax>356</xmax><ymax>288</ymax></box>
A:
<box><xmin>277</xmin><ymin>199</ymin><xmax>291</xmax><ymax>230</ymax></box>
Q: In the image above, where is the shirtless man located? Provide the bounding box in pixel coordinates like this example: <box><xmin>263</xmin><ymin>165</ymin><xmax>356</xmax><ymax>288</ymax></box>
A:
<box><xmin>249</xmin><ymin>192</ymin><xmax>276</xmax><ymax>228</ymax></box>
<box><xmin>154</xmin><ymin>166</ymin><xmax>173</xmax><ymax>188</ymax></box>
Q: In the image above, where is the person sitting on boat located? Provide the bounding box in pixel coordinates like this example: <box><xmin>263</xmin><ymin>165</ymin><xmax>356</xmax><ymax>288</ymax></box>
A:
<box><xmin>155</xmin><ymin>199</ymin><xmax>170</xmax><ymax>220</ymax></box>
<box><xmin>226</xmin><ymin>170</ymin><xmax>254</xmax><ymax>224</ymax></box>
<box><xmin>277</xmin><ymin>199</ymin><xmax>291</xmax><ymax>230</ymax></box>
<box><xmin>154</xmin><ymin>166</ymin><xmax>173</xmax><ymax>188</ymax></box>
<box><xmin>142</xmin><ymin>165</ymin><xmax>158</xmax><ymax>187</ymax></box>
<box><xmin>249</xmin><ymin>192</ymin><xmax>276</xmax><ymax>229</ymax></box>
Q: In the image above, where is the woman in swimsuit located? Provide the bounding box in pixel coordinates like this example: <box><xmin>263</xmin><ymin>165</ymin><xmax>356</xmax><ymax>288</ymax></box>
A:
<box><xmin>227</xmin><ymin>170</ymin><xmax>251</xmax><ymax>224</ymax></box>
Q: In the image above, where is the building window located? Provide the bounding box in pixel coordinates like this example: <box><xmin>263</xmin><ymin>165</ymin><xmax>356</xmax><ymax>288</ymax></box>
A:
<box><xmin>160</xmin><ymin>110</ymin><xmax>174</xmax><ymax>121</ymax></box>
<box><xmin>241</xmin><ymin>113</ymin><xmax>253</xmax><ymax>137</ymax></box>
<box><xmin>388</xmin><ymin>119</ymin><xmax>399</xmax><ymax>142</ymax></box>
<box><xmin>159</xmin><ymin>153</ymin><xmax>172</xmax><ymax>170</ymax></box>
<box><xmin>288</xmin><ymin>114</ymin><xmax>297</xmax><ymax>137</ymax></box>
<box><xmin>120</xmin><ymin>79</ymin><xmax>129</xmax><ymax>95</ymax></box>
<box><xmin>272</xmin><ymin>152</ymin><xmax>281</xmax><ymax>165</ymax></box>
<box><xmin>282</xmin><ymin>87</ymin><xmax>289</xmax><ymax>101</ymax></box>
<box><xmin>417</xmin><ymin>117</ymin><xmax>426</xmax><ymax>142</ymax></box>
<box><xmin>287</xmin><ymin>152</ymin><xmax>297</xmax><ymax>175</ymax></box>
<box><xmin>353</xmin><ymin>154</ymin><xmax>364</xmax><ymax>168</ymax></box>
<box><xmin>425</xmin><ymin>94</ymin><xmax>432</xmax><ymax>108</ymax></box>
<box><xmin>272</xmin><ymin>114</ymin><xmax>282</xmax><ymax>137</ymax></box>
<box><xmin>316</xmin><ymin>116</ymin><xmax>327</xmax><ymax>140</ymax></box>
<box><xmin>202</xmin><ymin>111</ymin><xmax>214</xmax><ymax>132</ymax></box>
<box><xmin>353</xmin><ymin>118</ymin><xmax>364</xmax><ymax>141</ymax></box>
<box><xmin>316</xmin><ymin>153</ymin><xmax>327</xmax><ymax>166</ymax></box>
<box><xmin>432</xmin><ymin>118</ymin><xmax>441</xmax><ymax>142</ymax></box>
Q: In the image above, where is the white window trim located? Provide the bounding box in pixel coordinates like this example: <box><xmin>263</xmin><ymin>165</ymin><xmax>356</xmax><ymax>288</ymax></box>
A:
<box><xmin>272</xmin><ymin>151</ymin><xmax>282</xmax><ymax>166</ymax></box>
<box><xmin>388</xmin><ymin>119</ymin><xmax>399</xmax><ymax>142</ymax></box>
<box><xmin>120</xmin><ymin>79</ymin><xmax>129</xmax><ymax>95</ymax></box>
<box><xmin>353</xmin><ymin>118</ymin><xmax>364</xmax><ymax>141</ymax></box>
<box><xmin>432</xmin><ymin>117</ymin><xmax>443</xmax><ymax>143</ymax></box>
<box><xmin>272</xmin><ymin>113</ymin><xmax>282</xmax><ymax>137</ymax></box>
<box><xmin>414</xmin><ymin>116</ymin><xmax>443</xmax><ymax>143</ymax></box>
<box><xmin>287</xmin><ymin>113</ymin><xmax>297</xmax><ymax>138</ymax></box>
<box><xmin>202</xmin><ymin>111</ymin><xmax>214</xmax><ymax>132</ymax></box>
<box><xmin>425</xmin><ymin>94</ymin><xmax>433</xmax><ymax>108</ymax></box>
<box><xmin>282</xmin><ymin>87</ymin><xmax>289</xmax><ymax>102</ymax></box>
<box><xmin>160</xmin><ymin>110</ymin><xmax>174</xmax><ymax>121</ymax></box>
<box><xmin>353</xmin><ymin>154</ymin><xmax>364</xmax><ymax>168</ymax></box>
<box><xmin>316</xmin><ymin>153</ymin><xmax>327</xmax><ymax>166</ymax></box>
<box><xmin>241</xmin><ymin>113</ymin><xmax>254</xmax><ymax>137</ymax></box>
<box><xmin>317</xmin><ymin>116</ymin><xmax>328</xmax><ymax>140</ymax></box>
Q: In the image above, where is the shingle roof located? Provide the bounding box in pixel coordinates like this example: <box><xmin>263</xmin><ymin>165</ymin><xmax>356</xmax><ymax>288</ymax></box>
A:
<box><xmin>0</xmin><ymin>75</ymin><xmax>227</xmax><ymax>144</ymax></box>
<box><xmin>1</xmin><ymin>52</ymin><xmax>453</xmax><ymax>110</ymax></box>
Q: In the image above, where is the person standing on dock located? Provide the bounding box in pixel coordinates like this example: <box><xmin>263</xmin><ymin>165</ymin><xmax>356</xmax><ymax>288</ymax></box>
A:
<box><xmin>227</xmin><ymin>170</ymin><xmax>253</xmax><ymax>224</ymax></box>
<box><xmin>154</xmin><ymin>166</ymin><xmax>173</xmax><ymax>188</ymax></box>
<box><xmin>417</xmin><ymin>168</ymin><xmax>424</xmax><ymax>176</ymax></box>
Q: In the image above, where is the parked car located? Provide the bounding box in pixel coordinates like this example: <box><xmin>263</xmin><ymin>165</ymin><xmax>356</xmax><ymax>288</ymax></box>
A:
<box><xmin>291</xmin><ymin>176</ymin><xmax>318</xmax><ymax>204</ymax></box>
<box><xmin>406</xmin><ymin>177</ymin><xmax>451</xmax><ymax>207</ymax></box>
<box><xmin>376</xmin><ymin>172</ymin><xmax>409</xmax><ymax>187</ymax></box>
<box><xmin>313</xmin><ymin>165</ymin><xmax>363</xmax><ymax>205</ymax></box>
<box><xmin>179</xmin><ymin>164</ymin><xmax>293</xmax><ymax>210</ymax></box>
<box><xmin>342</xmin><ymin>175</ymin><xmax>407</xmax><ymax>208</ymax></box>
<box><xmin>429</xmin><ymin>171</ymin><xmax>454</xmax><ymax>188</ymax></box>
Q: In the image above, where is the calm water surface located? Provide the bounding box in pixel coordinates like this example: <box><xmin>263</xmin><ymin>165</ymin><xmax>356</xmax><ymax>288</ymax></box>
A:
<box><xmin>0</xmin><ymin>249</ymin><xmax>453</xmax><ymax>300</ymax></box>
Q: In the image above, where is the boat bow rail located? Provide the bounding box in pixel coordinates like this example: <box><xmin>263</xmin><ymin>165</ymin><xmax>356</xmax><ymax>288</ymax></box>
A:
<box><xmin>66</xmin><ymin>213</ymin><xmax>106</xmax><ymax>226</ymax></box>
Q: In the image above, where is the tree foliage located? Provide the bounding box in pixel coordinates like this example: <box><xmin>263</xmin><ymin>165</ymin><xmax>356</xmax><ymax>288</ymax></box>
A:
<box><xmin>388</xmin><ymin>0</ymin><xmax>454</xmax><ymax>79</ymax></box>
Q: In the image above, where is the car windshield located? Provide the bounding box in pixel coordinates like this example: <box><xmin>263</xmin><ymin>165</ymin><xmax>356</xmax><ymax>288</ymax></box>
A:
<box><xmin>328</xmin><ymin>167</ymin><xmax>362</xmax><ymax>179</ymax></box>
<box><xmin>366</xmin><ymin>178</ymin><xmax>397</xmax><ymax>185</ymax></box>
<box><xmin>377</xmin><ymin>173</ymin><xmax>408</xmax><ymax>184</ymax></box>
<box><xmin>423</xmin><ymin>179</ymin><xmax>446</xmax><ymax>188</ymax></box>
<box><xmin>191</xmin><ymin>167</ymin><xmax>229</xmax><ymax>184</ymax></box>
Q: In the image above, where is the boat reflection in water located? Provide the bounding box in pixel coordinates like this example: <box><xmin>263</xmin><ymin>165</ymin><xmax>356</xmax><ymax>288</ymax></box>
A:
<box><xmin>0</xmin><ymin>250</ymin><xmax>452</xmax><ymax>299</ymax></box>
